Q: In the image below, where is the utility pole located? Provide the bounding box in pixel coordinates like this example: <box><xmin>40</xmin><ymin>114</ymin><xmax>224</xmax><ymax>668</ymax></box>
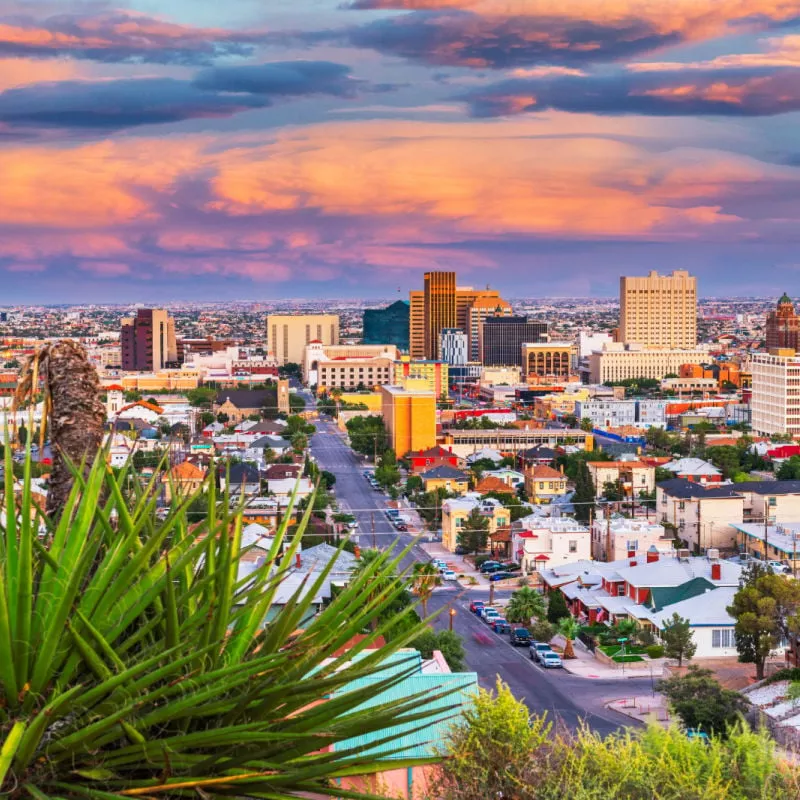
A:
<box><xmin>371</xmin><ymin>512</ymin><xmax>376</xmax><ymax>550</ymax></box>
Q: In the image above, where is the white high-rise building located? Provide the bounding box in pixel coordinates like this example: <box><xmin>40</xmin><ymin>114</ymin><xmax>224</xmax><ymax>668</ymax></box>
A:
<box><xmin>440</xmin><ymin>328</ymin><xmax>469</xmax><ymax>366</ymax></box>
<box><xmin>751</xmin><ymin>351</ymin><xmax>800</xmax><ymax>436</ymax></box>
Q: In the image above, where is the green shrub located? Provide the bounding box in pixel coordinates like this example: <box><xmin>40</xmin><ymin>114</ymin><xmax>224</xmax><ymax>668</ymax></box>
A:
<box><xmin>647</xmin><ymin>644</ymin><xmax>666</xmax><ymax>659</ymax></box>
<box><xmin>474</xmin><ymin>554</ymin><xmax>493</xmax><ymax>568</ymax></box>
<box><xmin>613</xmin><ymin>654</ymin><xmax>645</xmax><ymax>663</ymax></box>
<box><xmin>763</xmin><ymin>667</ymin><xmax>800</xmax><ymax>686</ymax></box>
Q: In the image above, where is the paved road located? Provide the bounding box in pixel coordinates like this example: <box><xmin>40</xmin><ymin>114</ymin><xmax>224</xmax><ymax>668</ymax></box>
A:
<box><xmin>307</xmin><ymin>407</ymin><xmax>652</xmax><ymax>736</ymax></box>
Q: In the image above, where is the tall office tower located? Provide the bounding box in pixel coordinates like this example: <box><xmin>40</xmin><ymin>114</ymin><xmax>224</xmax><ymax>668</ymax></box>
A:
<box><xmin>751</xmin><ymin>350</ymin><xmax>800</xmax><ymax>436</ymax></box>
<box><xmin>423</xmin><ymin>271</ymin><xmax>456</xmax><ymax>359</ymax></box>
<box><xmin>266</xmin><ymin>314</ymin><xmax>339</xmax><ymax>365</ymax></box>
<box><xmin>480</xmin><ymin>316</ymin><xmax>548</xmax><ymax>367</ymax></box>
<box><xmin>409</xmin><ymin>290</ymin><xmax>426</xmax><ymax>359</ymax></box>
<box><xmin>440</xmin><ymin>328</ymin><xmax>469</xmax><ymax>366</ymax></box>
<box><xmin>467</xmin><ymin>296</ymin><xmax>512</xmax><ymax>361</ymax></box>
<box><xmin>363</xmin><ymin>300</ymin><xmax>410</xmax><ymax>351</ymax></box>
<box><xmin>766</xmin><ymin>293</ymin><xmax>800</xmax><ymax>353</ymax></box>
<box><xmin>619</xmin><ymin>270</ymin><xmax>697</xmax><ymax>348</ymax></box>
<box><xmin>121</xmin><ymin>309</ymin><xmax>178</xmax><ymax>371</ymax></box>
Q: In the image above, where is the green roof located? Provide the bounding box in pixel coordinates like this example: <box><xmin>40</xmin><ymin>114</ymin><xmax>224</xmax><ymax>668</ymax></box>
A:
<box><xmin>779</xmin><ymin>292</ymin><xmax>793</xmax><ymax>305</ymax></box>
<box><xmin>334</xmin><ymin>667</ymin><xmax>477</xmax><ymax>760</ymax></box>
<box><xmin>648</xmin><ymin>577</ymin><xmax>716</xmax><ymax>613</ymax></box>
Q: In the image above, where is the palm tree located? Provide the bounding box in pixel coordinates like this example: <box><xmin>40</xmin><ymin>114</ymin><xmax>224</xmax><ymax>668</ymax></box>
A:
<box><xmin>615</xmin><ymin>618</ymin><xmax>639</xmax><ymax>643</ymax></box>
<box><xmin>505</xmin><ymin>587</ymin><xmax>547</xmax><ymax>625</ymax></box>
<box><xmin>0</xmin><ymin>452</ymin><xmax>451</xmax><ymax>799</ymax></box>
<box><xmin>558</xmin><ymin>617</ymin><xmax>581</xmax><ymax>659</ymax></box>
<box><xmin>413</xmin><ymin>562</ymin><xmax>442</xmax><ymax>617</ymax></box>
<box><xmin>14</xmin><ymin>341</ymin><xmax>106</xmax><ymax>519</ymax></box>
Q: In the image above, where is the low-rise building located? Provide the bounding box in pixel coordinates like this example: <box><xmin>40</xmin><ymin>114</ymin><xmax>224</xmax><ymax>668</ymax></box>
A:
<box><xmin>408</xmin><ymin>445</ymin><xmax>464</xmax><ymax>474</ymax></box>
<box><xmin>420</xmin><ymin>465</ymin><xmax>470</xmax><ymax>495</ymax></box>
<box><xmin>304</xmin><ymin>341</ymin><xmax>399</xmax><ymax>389</ymax></box>
<box><xmin>381</xmin><ymin>384</ymin><xmax>437</xmax><ymax>456</ymax></box>
<box><xmin>214</xmin><ymin>389</ymin><xmax>274</xmax><ymax>423</ymax></box>
<box><xmin>524</xmin><ymin>465</ymin><xmax>568</xmax><ymax>504</ymax></box>
<box><xmin>661</xmin><ymin>457</ymin><xmax>723</xmax><ymax>485</ymax></box>
<box><xmin>219</xmin><ymin>462</ymin><xmax>261</xmax><ymax>497</ymax></box>
<box><xmin>162</xmin><ymin>461</ymin><xmax>206</xmax><ymax>503</ymax></box>
<box><xmin>441</xmin><ymin>495</ymin><xmax>511</xmax><ymax>552</ymax></box>
<box><xmin>588</xmin><ymin>342</ymin><xmax>709</xmax><ymax>384</ymax></box>
<box><xmin>512</xmin><ymin>518</ymin><xmax>591</xmax><ymax>574</ymax></box>
<box><xmin>587</xmin><ymin>460</ymin><xmax>655</xmax><ymax>499</ymax></box>
<box><xmin>591</xmin><ymin>514</ymin><xmax>674</xmax><ymax>562</ymax></box>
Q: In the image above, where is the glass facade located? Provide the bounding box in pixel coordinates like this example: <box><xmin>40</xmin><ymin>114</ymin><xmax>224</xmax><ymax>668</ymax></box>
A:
<box><xmin>362</xmin><ymin>300</ymin><xmax>410</xmax><ymax>351</ymax></box>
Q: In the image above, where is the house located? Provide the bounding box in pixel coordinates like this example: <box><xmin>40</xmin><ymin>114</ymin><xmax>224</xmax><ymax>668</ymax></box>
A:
<box><xmin>587</xmin><ymin>460</ymin><xmax>655</xmax><ymax>499</ymax></box>
<box><xmin>474</xmin><ymin>475</ymin><xmax>516</xmax><ymax>496</ymax></box>
<box><xmin>661</xmin><ymin>457</ymin><xmax>723</xmax><ymax>485</ymax></box>
<box><xmin>408</xmin><ymin>446</ymin><xmax>463</xmax><ymax>474</ymax></box>
<box><xmin>245</xmin><ymin>435</ymin><xmax>291</xmax><ymax>463</ymax></box>
<box><xmin>731</xmin><ymin>521</ymin><xmax>800</xmax><ymax>571</ymax></box>
<box><xmin>264</xmin><ymin>463</ymin><xmax>303</xmax><ymax>481</ymax></box>
<box><xmin>518</xmin><ymin>445</ymin><xmax>559</xmax><ymax>468</ymax></box>
<box><xmin>420</xmin><ymin>465</ymin><xmax>470</xmax><ymax>495</ymax></box>
<box><xmin>482</xmin><ymin>468</ymin><xmax>525</xmax><ymax>489</ymax></box>
<box><xmin>332</xmin><ymin>649</ymin><xmax>478</xmax><ymax>800</ymax></box>
<box><xmin>590</xmin><ymin>513</ymin><xmax>675</xmax><ymax>562</ymax></box>
<box><xmin>266</xmin><ymin>476</ymin><xmax>314</xmax><ymax>501</ymax></box>
<box><xmin>162</xmin><ymin>460</ymin><xmax>207</xmax><ymax>503</ymax></box>
<box><xmin>441</xmin><ymin>495</ymin><xmax>511</xmax><ymax>552</ymax></box>
<box><xmin>512</xmin><ymin>519</ymin><xmax>591</xmax><ymax>575</ymax></box>
<box><xmin>524</xmin><ymin>465</ymin><xmax>568</xmax><ymax>504</ymax></box>
<box><xmin>213</xmin><ymin>389</ymin><xmax>274</xmax><ymax>423</ymax></box>
<box><xmin>219</xmin><ymin>462</ymin><xmax>261</xmax><ymax>497</ymax></box>
<box><xmin>465</xmin><ymin>447</ymin><xmax>504</xmax><ymax>465</ymax></box>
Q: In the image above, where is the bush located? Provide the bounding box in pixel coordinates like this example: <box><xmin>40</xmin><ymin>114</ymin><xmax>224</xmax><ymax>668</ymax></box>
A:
<box><xmin>474</xmin><ymin>554</ymin><xmax>493</xmax><ymax>568</ymax></box>
<box><xmin>613</xmin><ymin>654</ymin><xmax>645</xmax><ymax>663</ymax></box>
<box><xmin>647</xmin><ymin>644</ymin><xmax>666</xmax><ymax>659</ymax></box>
<box><xmin>530</xmin><ymin>619</ymin><xmax>556</xmax><ymax>643</ymax></box>
<box><xmin>764</xmin><ymin>667</ymin><xmax>800</xmax><ymax>686</ymax></box>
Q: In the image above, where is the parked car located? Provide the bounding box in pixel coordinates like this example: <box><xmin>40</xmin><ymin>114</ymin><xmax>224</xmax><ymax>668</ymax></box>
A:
<box><xmin>454</xmin><ymin>546</ymin><xmax>469</xmax><ymax>555</ymax></box>
<box><xmin>479</xmin><ymin>561</ymin><xmax>502</xmax><ymax>573</ymax></box>
<box><xmin>529</xmin><ymin>642</ymin><xmax>553</xmax><ymax>663</ymax></box>
<box><xmin>768</xmin><ymin>560</ymin><xmax>792</xmax><ymax>574</ymax></box>
<box><xmin>489</xmin><ymin>572</ymin><xmax>512</xmax><ymax>582</ymax></box>
<box><xmin>509</xmin><ymin>627</ymin><xmax>531</xmax><ymax>647</ymax></box>
<box><xmin>482</xmin><ymin>609</ymin><xmax>501</xmax><ymax>624</ymax></box>
<box><xmin>492</xmin><ymin>619</ymin><xmax>511</xmax><ymax>634</ymax></box>
<box><xmin>469</xmin><ymin>600</ymin><xmax>485</xmax><ymax>613</ymax></box>
<box><xmin>442</xmin><ymin>570</ymin><xmax>458</xmax><ymax>581</ymax></box>
<box><xmin>395</xmin><ymin>522</ymin><xmax>408</xmax><ymax>532</ymax></box>
<box><xmin>540</xmin><ymin>651</ymin><xmax>563</xmax><ymax>669</ymax></box>
<box><xmin>481</xmin><ymin>565</ymin><xmax>505</xmax><ymax>574</ymax></box>
<box><xmin>475</xmin><ymin>606</ymin><xmax>491</xmax><ymax>618</ymax></box>
<box><xmin>432</xmin><ymin>559</ymin><xmax>446</xmax><ymax>570</ymax></box>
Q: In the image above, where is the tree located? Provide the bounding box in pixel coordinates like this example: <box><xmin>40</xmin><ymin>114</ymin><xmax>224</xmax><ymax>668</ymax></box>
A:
<box><xmin>17</xmin><ymin>422</ymin><xmax>27</xmax><ymax>447</ymax></box>
<box><xmin>728</xmin><ymin>562</ymin><xmax>800</xmax><ymax>679</ymax></box>
<box><xmin>660</xmin><ymin>613</ymin><xmax>697</xmax><ymax>666</ymax></box>
<box><xmin>505</xmin><ymin>587</ymin><xmax>547</xmax><ymax>624</ymax></box>
<box><xmin>290</xmin><ymin>432</ymin><xmax>308</xmax><ymax>454</ymax></box>
<box><xmin>412</xmin><ymin>562</ymin><xmax>442</xmax><ymax>617</ymax></box>
<box><xmin>263</xmin><ymin>445</ymin><xmax>276</xmax><ymax>463</ymax></box>
<box><xmin>320</xmin><ymin>469</ymin><xmax>336</xmax><ymax>489</ymax></box>
<box><xmin>457</xmin><ymin>507</ymin><xmax>490</xmax><ymax>555</ymax></box>
<box><xmin>601</xmin><ymin>480</ymin><xmax>624</xmax><ymax>502</ymax></box>
<box><xmin>572</xmin><ymin>460</ymin><xmax>595</xmax><ymax>524</ymax></box>
<box><xmin>199</xmin><ymin>410</ymin><xmax>215</xmax><ymax>427</ymax></box>
<box><xmin>778</xmin><ymin>456</ymin><xmax>800</xmax><ymax>480</ymax></box>
<box><xmin>279</xmin><ymin>361</ymin><xmax>302</xmax><ymax>379</ymax></box>
<box><xmin>580</xmin><ymin>417</ymin><xmax>594</xmax><ymax>432</ymax></box>
<box><xmin>705</xmin><ymin>445</ymin><xmax>742</xmax><ymax>479</ymax></box>
<box><xmin>375</xmin><ymin>448</ymin><xmax>401</xmax><ymax>488</ymax></box>
<box><xmin>558</xmin><ymin>616</ymin><xmax>580</xmax><ymax>659</ymax></box>
<box><xmin>406</xmin><ymin>474</ymin><xmax>424</xmax><ymax>495</ymax></box>
<box><xmin>216</xmin><ymin>412</ymin><xmax>229</xmax><ymax>424</ymax></box>
<box><xmin>345</xmin><ymin>415</ymin><xmax>388</xmax><ymax>457</ymax></box>
<box><xmin>546</xmin><ymin>590</ymin><xmax>569</xmax><ymax>624</ymax></box>
<box><xmin>412</xmin><ymin>629</ymin><xmax>466</xmax><ymax>672</ymax></box>
<box><xmin>186</xmin><ymin>386</ymin><xmax>217</xmax><ymax>407</ymax></box>
<box><xmin>657</xmin><ymin>666</ymin><xmax>748</xmax><ymax>735</ymax></box>
<box><xmin>529</xmin><ymin>619</ymin><xmax>556</xmax><ymax>643</ymax></box>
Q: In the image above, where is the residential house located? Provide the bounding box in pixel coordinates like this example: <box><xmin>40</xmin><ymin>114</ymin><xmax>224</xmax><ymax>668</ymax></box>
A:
<box><xmin>441</xmin><ymin>495</ymin><xmax>511</xmax><ymax>552</ymax></box>
<box><xmin>661</xmin><ymin>457</ymin><xmax>723</xmax><ymax>485</ymax></box>
<box><xmin>162</xmin><ymin>460</ymin><xmax>207</xmax><ymax>503</ymax></box>
<box><xmin>266</xmin><ymin>476</ymin><xmax>315</xmax><ymax>502</ymax></box>
<box><xmin>731</xmin><ymin>521</ymin><xmax>800</xmax><ymax>570</ymax></box>
<box><xmin>219</xmin><ymin>462</ymin><xmax>261</xmax><ymax>497</ymax></box>
<box><xmin>420</xmin><ymin>465</ymin><xmax>470</xmax><ymax>495</ymax></box>
<box><xmin>590</xmin><ymin>514</ymin><xmax>675</xmax><ymax>562</ymax></box>
<box><xmin>213</xmin><ymin>389</ymin><xmax>274</xmax><ymax>423</ymax></box>
<box><xmin>524</xmin><ymin>465</ymin><xmax>568</xmax><ymax>504</ymax></box>
<box><xmin>465</xmin><ymin>447</ymin><xmax>504</xmax><ymax>465</ymax></box>
<box><xmin>264</xmin><ymin>463</ymin><xmax>303</xmax><ymax>482</ymax></box>
<box><xmin>587</xmin><ymin>460</ymin><xmax>655</xmax><ymax>499</ymax></box>
<box><xmin>245</xmin><ymin>434</ymin><xmax>291</xmax><ymax>464</ymax></box>
<box><xmin>482</xmin><ymin>468</ymin><xmax>525</xmax><ymax>489</ymax></box>
<box><xmin>474</xmin><ymin>475</ymin><xmax>517</xmax><ymax>496</ymax></box>
<box><xmin>518</xmin><ymin>445</ymin><xmax>559</xmax><ymax>468</ymax></box>
<box><xmin>408</xmin><ymin>446</ymin><xmax>464</xmax><ymax>474</ymax></box>
<box><xmin>511</xmin><ymin>518</ymin><xmax>591</xmax><ymax>575</ymax></box>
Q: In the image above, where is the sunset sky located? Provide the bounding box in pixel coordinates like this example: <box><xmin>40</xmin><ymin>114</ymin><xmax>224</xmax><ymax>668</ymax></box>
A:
<box><xmin>2</xmin><ymin>0</ymin><xmax>800</xmax><ymax>302</ymax></box>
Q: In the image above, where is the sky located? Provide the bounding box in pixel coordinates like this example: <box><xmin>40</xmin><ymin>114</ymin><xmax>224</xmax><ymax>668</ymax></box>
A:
<box><xmin>2</xmin><ymin>0</ymin><xmax>800</xmax><ymax>302</ymax></box>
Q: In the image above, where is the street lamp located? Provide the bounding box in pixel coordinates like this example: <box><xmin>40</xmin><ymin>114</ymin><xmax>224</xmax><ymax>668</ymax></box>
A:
<box><xmin>449</xmin><ymin>607</ymin><xmax>456</xmax><ymax>631</ymax></box>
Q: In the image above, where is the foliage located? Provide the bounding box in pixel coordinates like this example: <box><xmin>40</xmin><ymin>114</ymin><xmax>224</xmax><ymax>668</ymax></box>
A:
<box><xmin>456</xmin><ymin>508</ymin><xmax>490</xmax><ymax>555</ymax></box>
<box><xmin>289</xmin><ymin>432</ymin><xmax>308</xmax><ymax>454</ymax></box>
<box><xmin>657</xmin><ymin>666</ymin><xmax>748</xmax><ymax>736</ymax></box>
<box><xmin>345</xmin><ymin>415</ymin><xmax>388</xmax><ymax>457</ymax></box>
<box><xmin>505</xmin><ymin>587</ymin><xmax>546</xmax><ymax>624</ymax></box>
<box><xmin>572</xmin><ymin>460</ymin><xmax>595</xmax><ymax>524</ymax></box>
<box><xmin>659</xmin><ymin>612</ymin><xmax>697</xmax><ymax>665</ymax></box>
<box><xmin>555</xmin><ymin>448</ymin><xmax>609</xmax><ymax>482</ymax></box>
<box><xmin>288</xmin><ymin>393</ymin><xmax>306</xmax><ymax>412</ymax></box>
<box><xmin>278</xmin><ymin>361</ymin><xmax>302</xmax><ymax>379</ymax></box>
<box><xmin>473</xmin><ymin>554</ymin><xmax>494</xmax><ymax>568</ymax></box>
<box><xmin>546</xmin><ymin>591</ymin><xmax>569</xmax><ymax>624</ymax></box>
<box><xmin>728</xmin><ymin>561</ymin><xmax>800</xmax><ymax>679</ymax></box>
<box><xmin>411</xmin><ymin>629</ymin><xmax>466</xmax><ymax>672</ymax></box>
<box><xmin>529</xmin><ymin>619</ymin><xmax>556</xmax><ymax>643</ymax></box>
<box><xmin>185</xmin><ymin>386</ymin><xmax>217</xmax><ymax>407</ymax></box>
<box><xmin>558</xmin><ymin>617</ymin><xmax>580</xmax><ymax>659</ymax></box>
<box><xmin>763</xmin><ymin>667</ymin><xmax>800</xmax><ymax>686</ymax></box>
<box><xmin>601</xmin><ymin>480</ymin><xmax>624</xmax><ymax>502</ymax></box>
<box><xmin>405</xmin><ymin>474</ymin><xmax>423</xmax><ymax>495</ymax></box>
<box><xmin>777</xmin><ymin>456</ymin><xmax>800</xmax><ymax>480</ymax></box>
<box><xmin>320</xmin><ymin>469</ymin><xmax>336</xmax><ymax>489</ymax></box>
<box><xmin>655</xmin><ymin>466</ymin><xmax>676</xmax><ymax>482</ymax></box>
<box><xmin>647</xmin><ymin>644</ymin><xmax>666</xmax><ymax>659</ymax></box>
<box><xmin>412</xmin><ymin>562</ymin><xmax>442</xmax><ymax>617</ymax></box>
<box><xmin>375</xmin><ymin>448</ymin><xmax>401</xmax><ymax>489</ymax></box>
<box><xmin>0</xmin><ymin>450</ymin><xmax>448</xmax><ymax>800</ymax></box>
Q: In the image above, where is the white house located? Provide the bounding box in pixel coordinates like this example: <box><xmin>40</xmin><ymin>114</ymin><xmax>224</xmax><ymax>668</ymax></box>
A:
<box><xmin>512</xmin><ymin>518</ymin><xmax>592</xmax><ymax>574</ymax></box>
<box><xmin>266</xmin><ymin>477</ymin><xmax>315</xmax><ymax>501</ymax></box>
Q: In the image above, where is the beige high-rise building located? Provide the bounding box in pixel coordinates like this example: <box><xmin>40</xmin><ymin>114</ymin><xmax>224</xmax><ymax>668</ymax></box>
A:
<box><xmin>751</xmin><ymin>350</ymin><xmax>800</xmax><ymax>436</ymax></box>
<box><xmin>424</xmin><ymin>271</ymin><xmax>457</xmax><ymax>360</ymax></box>
<box><xmin>619</xmin><ymin>270</ymin><xmax>697</xmax><ymax>348</ymax></box>
<box><xmin>409</xmin><ymin>290</ymin><xmax>426</xmax><ymax>359</ymax></box>
<box><xmin>120</xmin><ymin>309</ymin><xmax>178</xmax><ymax>371</ymax></box>
<box><xmin>467</xmin><ymin>295</ymin><xmax>512</xmax><ymax>361</ymax></box>
<box><xmin>266</xmin><ymin>314</ymin><xmax>339</xmax><ymax>365</ymax></box>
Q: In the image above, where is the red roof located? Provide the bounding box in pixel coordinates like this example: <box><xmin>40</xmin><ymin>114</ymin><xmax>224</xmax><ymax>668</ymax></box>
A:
<box><xmin>107</xmin><ymin>384</ymin><xmax>124</xmax><ymax>391</ymax></box>
<box><xmin>534</xmin><ymin>554</ymin><xmax>550</xmax><ymax>561</ymax></box>
<box><xmin>517</xmin><ymin>531</ymin><xmax>538</xmax><ymax>539</ymax></box>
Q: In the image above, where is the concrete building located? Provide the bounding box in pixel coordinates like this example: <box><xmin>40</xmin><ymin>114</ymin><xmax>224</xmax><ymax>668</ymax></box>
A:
<box><xmin>522</xmin><ymin>342</ymin><xmax>574</xmax><ymax>380</ymax></box>
<box><xmin>619</xmin><ymin>269</ymin><xmax>697</xmax><ymax>348</ymax></box>
<box><xmin>479</xmin><ymin>316</ymin><xmax>548</xmax><ymax>367</ymax></box>
<box><xmin>440</xmin><ymin>328</ymin><xmax>468</xmax><ymax>366</ymax></box>
<box><xmin>512</xmin><ymin>519</ymin><xmax>592</xmax><ymax>574</ymax></box>
<box><xmin>441</xmin><ymin>495</ymin><xmax>511</xmax><ymax>553</ymax></box>
<box><xmin>408</xmin><ymin>290</ymin><xmax>425</xmax><ymax>360</ymax></box>
<box><xmin>575</xmin><ymin>399</ymin><xmax>667</xmax><ymax>429</ymax></box>
<box><xmin>578</xmin><ymin>331</ymin><xmax>613</xmax><ymax>360</ymax></box>
<box><xmin>381</xmin><ymin>384</ymin><xmax>437</xmax><ymax>456</ymax></box>
<box><xmin>121</xmin><ymin>309</ymin><xmax>178</xmax><ymax>371</ymax></box>
<box><xmin>588</xmin><ymin>342</ymin><xmax>709</xmax><ymax>384</ymax></box>
<box><xmin>441</xmin><ymin>427</ymin><xmax>593</xmax><ymax>459</ymax></box>
<box><xmin>393</xmin><ymin>356</ymin><xmax>448</xmax><ymax>397</ymax></box>
<box><xmin>465</xmin><ymin>294</ymin><xmax>512</xmax><ymax>362</ymax></box>
<box><xmin>587</xmin><ymin>460</ymin><xmax>655</xmax><ymax>499</ymax></box>
<box><xmin>751</xmin><ymin>350</ymin><xmax>800</xmax><ymax>436</ymax></box>
<box><xmin>363</xmin><ymin>300</ymin><xmax>410</xmax><ymax>351</ymax></box>
<box><xmin>423</xmin><ymin>271</ymin><xmax>457</xmax><ymax>360</ymax></box>
<box><xmin>766</xmin><ymin>293</ymin><xmax>800</xmax><ymax>353</ymax></box>
<box><xmin>303</xmin><ymin>342</ymin><xmax>399</xmax><ymax>389</ymax></box>
<box><xmin>524</xmin><ymin>465</ymin><xmax>568</xmax><ymax>504</ymax></box>
<box><xmin>590</xmin><ymin>514</ymin><xmax>673</xmax><ymax>562</ymax></box>
<box><xmin>266</xmin><ymin>314</ymin><xmax>339</xmax><ymax>365</ymax></box>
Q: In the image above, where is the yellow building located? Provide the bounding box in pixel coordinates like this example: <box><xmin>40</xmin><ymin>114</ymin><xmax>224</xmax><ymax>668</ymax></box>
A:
<box><xmin>381</xmin><ymin>384</ymin><xmax>437</xmax><ymax>456</ymax></box>
<box><xmin>423</xmin><ymin>271</ymin><xmax>457</xmax><ymax>360</ymax></box>
<box><xmin>393</xmin><ymin>356</ymin><xmax>449</xmax><ymax>396</ymax></box>
<box><xmin>420</xmin><ymin>465</ymin><xmax>470</xmax><ymax>496</ymax></box>
<box><xmin>524</xmin><ymin>465</ymin><xmax>568</xmax><ymax>504</ymax></box>
<box><xmin>442</xmin><ymin>497</ymin><xmax>510</xmax><ymax>553</ymax></box>
<box><xmin>266</xmin><ymin>313</ymin><xmax>339</xmax><ymax>365</ymax></box>
<box><xmin>115</xmin><ymin>370</ymin><xmax>201</xmax><ymax>391</ymax></box>
<box><xmin>340</xmin><ymin>392</ymin><xmax>383</xmax><ymax>411</ymax></box>
<box><xmin>522</xmin><ymin>342</ymin><xmax>575</xmax><ymax>380</ymax></box>
<box><xmin>162</xmin><ymin>461</ymin><xmax>207</xmax><ymax>503</ymax></box>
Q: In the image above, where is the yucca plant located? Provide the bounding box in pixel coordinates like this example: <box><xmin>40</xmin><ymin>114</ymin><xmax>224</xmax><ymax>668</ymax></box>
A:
<box><xmin>0</xmin><ymin>445</ymin><xmax>455</xmax><ymax>800</ymax></box>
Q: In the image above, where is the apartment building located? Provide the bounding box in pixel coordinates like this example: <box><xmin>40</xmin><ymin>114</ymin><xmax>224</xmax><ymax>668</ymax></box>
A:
<box><xmin>512</xmin><ymin>519</ymin><xmax>592</xmax><ymax>573</ymax></box>
<box><xmin>587</xmin><ymin>342</ymin><xmax>709</xmax><ymax>384</ymax></box>
<box><xmin>266</xmin><ymin>314</ymin><xmax>339</xmax><ymax>365</ymax></box>
<box><xmin>751</xmin><ymin>349</ymin><xmax>800</xmax><ymax>435</ymax></box>
<box><xmin>120</xmin><ymin>309</ymin><xmax>178</xmax><ymax>371</ymax></box>
<box><xmin>587</xmin><ymin>460</ymin><xmax>655</xmax><ymax>499</ymax></box>
<box><xmin>381</xmin><ymin>384</ymin><xmax>437</xmax><ymax>456</ymax></box>
<box><xmin>303</xmin><ymin>342</ymin><xmax>399</xmax><ymax>388</ymax></box>
<box><xmin>590</xmin><ymin>514</ymin><xmax>673</xmax><ymax>562</ymax></box>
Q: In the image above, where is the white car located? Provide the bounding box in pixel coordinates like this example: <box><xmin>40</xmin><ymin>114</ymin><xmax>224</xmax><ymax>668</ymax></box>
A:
<box><xmin>441</xmin><ymin>570</ymin><xmax>458</xmax><ymax>581</ymax></box>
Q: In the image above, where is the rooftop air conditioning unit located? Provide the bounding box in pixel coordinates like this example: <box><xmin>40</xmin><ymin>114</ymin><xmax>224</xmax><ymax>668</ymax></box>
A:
<box><xmin>707</xmin><ymin>547</ymin><xmax>720</xmax><ymax>561</ymax></box>
<box><xmin>677</xmin><ymin>548</ymin><xmax>691</xmax><ymax>562</ymax></box>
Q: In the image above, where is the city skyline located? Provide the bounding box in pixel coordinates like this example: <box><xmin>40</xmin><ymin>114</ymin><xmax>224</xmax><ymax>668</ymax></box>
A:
<box><xmin>1</xmin><ymin>1</ymin><xmax>800</xmax><ymax>302</ymax></box>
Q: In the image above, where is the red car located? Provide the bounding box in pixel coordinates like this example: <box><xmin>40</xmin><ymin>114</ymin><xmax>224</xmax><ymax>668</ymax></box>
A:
<box><xmin>469</xmin><ymin>600</ymin><xmax>485</xmax><ymax>613</ymax></box>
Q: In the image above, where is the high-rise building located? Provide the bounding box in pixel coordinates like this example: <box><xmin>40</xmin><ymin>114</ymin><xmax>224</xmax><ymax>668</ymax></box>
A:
<box><xmin>121</xmin><ymin>309</ymin><xmax>178</xmax><ymax>371</ymax></box>
<box><xmin>409</xmin><ymin>291</ymin><xmax>426</xmax><ymax>359</ymax></box>
<box><xmin>619</xmin><ymin>270</ymin><xmax>697</xmax><ymax>348</ymax></box>
<box><xmin>440</xmin><ymin>328</ymin><xmax>468</xmax><ymax>366</ymax></box>
<box><xmin>381</xmin><ymin>384</ymin><xmax>437</xmax><ymax>456</ymax></box>
<box><xmin>363</xmin><ymin>300</ymin><xmax>410</xmax><ymax>351</ymax></box>
<box><xmin>266</xmin><ymin>314</ymin><xmax>339</xmax><ymax>366</ymax></box>
<box><xmin>766</xmin><ymin>293</ymin><xmax>800</xmax><ymax>353</ymax></box>
<box><xmin>423</xmin><ymin>271</ymin><xmax>457</xmax><ymax>360</ymax></box>
<box><xmin>480</xmin><ymin>317</ymin><xmax>548</xmax><ymax>367</ymax></box>
<box><xmin>751</xmin><ymin>350</ymin><xmax>800</xmax><ymax>436</ymax></box>
<box><xmin>467</xmin><ymin>296</ymin><xmax>512</xmax><ymax>361</ymax></box>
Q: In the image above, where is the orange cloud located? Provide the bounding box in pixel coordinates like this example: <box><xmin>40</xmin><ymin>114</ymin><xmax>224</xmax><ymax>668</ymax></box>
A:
<box><xmin>0</xmin><ymin>58</ymin><xmax>80</xmax><ymax>91</ymax></box>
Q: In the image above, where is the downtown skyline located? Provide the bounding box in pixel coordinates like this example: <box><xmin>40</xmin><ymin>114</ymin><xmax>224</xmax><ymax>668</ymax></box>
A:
<box><xmin>1</xmin><ymin>0</ymin><xmax>800</xmax><ymax>302</ymax></box>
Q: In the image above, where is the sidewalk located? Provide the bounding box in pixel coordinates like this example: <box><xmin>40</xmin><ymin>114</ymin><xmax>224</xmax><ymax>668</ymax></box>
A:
<box><xmin>556</xmin><ymin>636</ymin><xmax>665</xmax><ymax>680</ymax></box>
<box><xmin>607</xmin><ymin>695</ymin><xmax>670</xmax><ymax>724</ymax></box>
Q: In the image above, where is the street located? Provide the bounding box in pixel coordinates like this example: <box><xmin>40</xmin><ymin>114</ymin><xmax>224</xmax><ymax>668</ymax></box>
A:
<box><xmin>307</xmin><ymin>406</ymin><xmax>652</xmax><ymax>736</ymax></box>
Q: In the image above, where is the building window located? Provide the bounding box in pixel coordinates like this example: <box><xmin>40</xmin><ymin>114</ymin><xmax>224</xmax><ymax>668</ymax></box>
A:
<box><xmin>617</xmin><ymin>584</ymin><xmax>625</xmax><ymax>596</ymax></box>
<box><xmin>712</xmin><ymin>629</ymin><xmax>735</xmax><ymax>648</ymax></box>
<box><xmin>626</xmin><ymin>540</ymin><xmax>638</xmax><ymax>552</ymax></box>
<box><xmin>568</xmin><ymin>540</ymin><xmax>578</xmax><ymax>553</ymax></box>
